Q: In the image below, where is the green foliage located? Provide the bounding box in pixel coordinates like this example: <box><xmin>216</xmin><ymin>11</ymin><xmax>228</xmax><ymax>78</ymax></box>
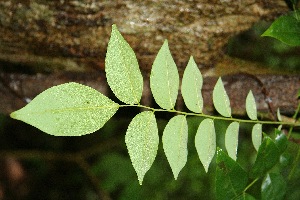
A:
<box><xmin>246</xmin><ymin>90</ymin><xmax>257</xmax><ymax>120</ymax></box>
<box><xmin>105</xmin><ymin>24</ymin><xmax>143</xmax><ymax>104</ymax></box>
<box><xmin>261</xmin><ymin>173</ymin><xmax>287</xmax><ymax>200</ymax></box>
<box><xmin>262</xmin><ymin>11</ymin><xmax>300</xmax><ymax>46</ymax></box>
<box><xmin>10</xmin><ymin>82</ymin><xmax>119</xmax><ymax>136</ymax></box>
<box><xmin>252</xmin><ymin>123</ymin><xmax>262</xmax><ymax>152</ymax></box>
<box><xmin>150</xmin><ymin>40</ymin><xmax>179</xmax><ymax>110</ymax></box>
<box><xmin>225</xmin><ymin>122</ymin><xmax>239</xmax><ymax>161</ymax></box>
<box><xmin>251</xmin><ymin>137</ymin><xmax>281</xmax><ymax>178</ymax></box>
<box><xmin>212</xmin><ymin>77</ymin><xmax>231</xmax><ymax>117</ymax></box>
<box><xmin>162</xmin><ymin>115</ymin><xmax>188</xmax><ymax>180</ymax></box>
<box><xmin>125</xmin><ymin>111</ymin><xmax>159</xmax><ymax>185</ymax></box>
<box><xmin>181</xmin><ymin>56</ymin><xmax>203</xmax><ymax>113</ymax></box>
<box><xmin>10</xmin><ymin>24</ymin><xmax>300</xmax><ymax>198</ymax></box>
<box><xmin>216</xmin><ymin>148</ymin><xmax>248</xmax><ymax>200</ymax></box>
<box><xmin>195</xmin><ymin>118</ymin><xmax>216</xmax><ymax>172</ymax></box>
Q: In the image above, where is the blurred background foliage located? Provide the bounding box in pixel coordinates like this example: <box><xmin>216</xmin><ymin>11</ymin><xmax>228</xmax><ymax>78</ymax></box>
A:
<box><xmin>227</xmin><ymin>21</ymin><xmax>300</xmax><ymax>73</ymax></box>
<box><xmin>0</xmin><ymin>20</ymin><xmax>300</xmax><ymax>200</ymax></box>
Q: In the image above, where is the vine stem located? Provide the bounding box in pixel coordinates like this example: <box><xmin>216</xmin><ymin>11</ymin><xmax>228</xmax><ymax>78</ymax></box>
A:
<box><xmin>119</xmin><ymin>104</ymin><xmax>300</xmax><ymax>127</ymax></box>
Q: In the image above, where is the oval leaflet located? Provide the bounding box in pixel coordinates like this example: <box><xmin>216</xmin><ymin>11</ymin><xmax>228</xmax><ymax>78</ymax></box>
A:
<box><xmin>105</xmin><ymin>24</ymin><xmax>143</xmax><ymax>105</ymax></box>
<box><xmin>195</xmin><ymin>118</ymin><xmax>216</xmax><ymax>172</ymax></box>
<box><xmin>125</xmin><ymin>111</ymin><xmax>159</xmax><ymax>185</ymax></box>
<box><xmin>10</xmin><ymin>82</ymin><xmax>119</xmax><ymax>136</ymax></box>
<box><xmin>150</xmin><ymin>40</ymin><xmax>179</xmax><ymax>110</ymax></box>
<box><xmin>213</xmin><ymin>78</ymin><xmax>231</xmax><ymax>117</ymax></box>
<box><xmin>181</xmin><ymin>56</ymin><xmax>203</xmax><ymax>113</ymax></box>
<box><xmin>163</xmin><ymin>115</ymin><xmax>188</xmax><ymax>180</ymax></box>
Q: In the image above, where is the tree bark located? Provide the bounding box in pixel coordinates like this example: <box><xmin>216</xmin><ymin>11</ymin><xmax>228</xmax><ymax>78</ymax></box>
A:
<box><xmin>0</xmin><ymin>0</ymin><xmax>288</xmax><ymax>72</ymax></box>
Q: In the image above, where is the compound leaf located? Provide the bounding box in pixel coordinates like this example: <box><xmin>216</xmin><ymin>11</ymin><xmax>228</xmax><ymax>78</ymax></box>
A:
<box><xmin>216</xmin><ymin>148</ymin><xmax>248</xmax><ymax>200</ymax></box>
<box><xmin>10</xmin><ymin>82</ymin><xmax>119</xmax><ymax>136</ymax></box>
<box><xmin>246</xmin><ymin>90</ymin><xmax>257</xmax><ymax>120</ymax></box>
<box><xmin>262</xmin><ymin>11</ymin><xmax>300</xmax><ymax>46</ymax></box>
<box><xmin>261</xmin><ymin>173</ymin><xmax>286</xmax><ymax>200</ymax></box>
<box><xmin>195</xmin><ymin>118</ymin><xmax>216</xmax><ymax>172</ymax></box>
<box><xmin>125</xmin><ymin>111</ymin><xmax>159</xmax><ymax>185</ymax></box>
<box><xmin>181</xmin><ymin>56</ymin><xmax>203</xmax><ymax>113</ymax></box>
<box><xmin>105</xmin><ymin>24</ymin><xmax>143</xmax><ymax>104</ymax></box>
<box><xmin>150</xmin><ymin>40</ymin><xmax>179</xmax><ymax>110</ymax></box>
<box><xmin>225</xmin><ymin>122</ymin><xmax>239</xmax><ymax>161</ymax></box>
<box><xmin>163</xmin><ymin>115</ymin><xmax>188</xmax><ymax>180</ymax></box>
<box><xmin>252</xmin><ymin>123</ymin><xmax>262</xmax><ymax>151</ymax></box>
<box><xmin>213</xmin><ymin>78</ymin><xmax>231</xmax><ymax>117</ymax></box>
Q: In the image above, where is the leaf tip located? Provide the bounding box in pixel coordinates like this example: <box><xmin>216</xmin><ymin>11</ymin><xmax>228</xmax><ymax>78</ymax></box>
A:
<box><xmin>138</xmin><ymin>178</ymin><xmax>143</xmax><ymax>185</ymax></box>
<box><xmin>10</xmin><ymin>111</ymin><xmax>17</xmax><ymax>119</ymax></box>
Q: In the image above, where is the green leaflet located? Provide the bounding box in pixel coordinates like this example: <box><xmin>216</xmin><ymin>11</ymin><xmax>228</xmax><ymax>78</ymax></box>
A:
<box><xmin>277</xmin><ymin>108</ymin><xmax>282</xmax><ymax>121</ymax></box>
<box><xmin>277</xmin><ymin>108</ymin><xmax>282</xmax><ymax>130</ymax></box>
<box><xmin>195</xmin><ymin>118</ymin><xmax>216</xmax><ymax>172</ymax></box>
<box><xmin>274</xmin><ymin>131</ymin><xmax>288</xmax><ymax>153</ymax></box>
<box><xmin>10</xmin><ymin>82</ymin><xmax>119</xmax><ymax>136</ymax></box>
<box><xmin>181</xmin><ymin>56</ymin><xmax>203</xmax><ymax>113</ymax></box>
<box><xmin>252</xmin><ymin>123</ymin><xmax>262</xmax><ymax>151</ymax></box>
<box><xmin>225</xmin><ymin>122</ymin><xmax>239</xmax><ymax>161</ymax></box>
<box><xmin>246</xmin><ymin>90</ymin><xmax>257</xmax><ymax>120</ymax></box>
<box><xmin>261</xmin><ymin>173</ymin><xmax>286</xmax><ymax>200</ymax></box>
<box><xmin>105</xmin><ymin>24</ymin><xmax>143</xmax><ymax>104</ymax></box>
<box><xmin>262</xmin><ymin>11</ymin><xmax>300</xmax><ymax>46</ymax></box>
<box><xmin>250</xmin><ymin>137</ymin><xmax>280</xmax><ymax>178</ymax></box>
<box><xmin>150</xmin><ymin>40</ymin><xmax>179</xmax><ymax>110</ymax></box>
<box><xmin>125</xmin><ymin>111</ymin><xmax>159</xmax><ymax>185</ymax></box>
<box><xmin>213</xmin><ymin>78</ymin><xmax>231</xmax><ymax>117</ymax></box>
<box><xmin>216</xmin><ymin>148</ymin><xmax>248</xmax><ymax>200</ymax></box>
<box><xmin>162</xmin><ymin>115</ymin><xmax>188</xmax><ymax>180</ymax></box>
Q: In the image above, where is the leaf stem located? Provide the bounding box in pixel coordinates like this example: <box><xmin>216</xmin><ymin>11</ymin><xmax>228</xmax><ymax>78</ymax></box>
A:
<box><xmin>243</xmin><ymin>178</ymin><xmax>259</xmax><ymax>193</ymax></box>
<box><xmin>119</xmin><ymin>104</ymin><xmax>300</xmax><ymax>127</ymax></box>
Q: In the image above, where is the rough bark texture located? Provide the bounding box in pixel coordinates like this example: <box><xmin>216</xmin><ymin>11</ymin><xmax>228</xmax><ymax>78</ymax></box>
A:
<box><xmin>0</xmin><ymin>0</ymin><xmax>288</xmax><ymax>72</ymax></box>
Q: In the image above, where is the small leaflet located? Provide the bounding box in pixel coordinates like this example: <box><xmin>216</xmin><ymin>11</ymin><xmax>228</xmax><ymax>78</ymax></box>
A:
<box><xmin>10</xmin><ymin>83</ymin><xmax>119</xmax><ymax>136</ymax></box>
<box><xmin>181</xmin><ymin>56</ymin><xmax>203</xmax><ymax>113</ymax></box>
<box><xmin>105</xmin><ymin>24</ymin><xmax>143</xmax><ymax>105</ymax></box>
<box><xmin>277</xmin><ymin>108</ymin><xmax>282</xmax><ymax>121</ymax></box>
<box><xmin>246</xmin><ymin>90</ymin><xmax>257</xmax><ymax>120</ymax></box>
<box><xmin>195</xmin><ymin>118</ymin><xmax>216</xmax><ymax>172</ymax></box>
<box><xmin>150</xmin><ymin>40</ymin><xmax>179</xmax><ymax>110</ymax></box>
<box><xmin>162</xmin><ymin>115</ymin><xmax>188</xmax><ymax>180</ymax></box>
<box><xmin>277</xmin><ymin>108</ymin><xmax>282</xmax><ymax>130</ymax></box>
<box><xmin>125</xmin><ymin>111</ymin><xmax>159</xmax><ymax>185</ymax></box>
<box><xmin>252</xmin><ymin>123</ymin><xmax>262</xmax><ymax>151</ymax></box>
<box><xmin>225</xmin><ymin>122</ymin><xmax>239</xmax><ymax>161</ymax></box>
<box><xmin>213</xmin><ymin>78</ymin><xmax>231</xmax><ymax>117</ymax></box>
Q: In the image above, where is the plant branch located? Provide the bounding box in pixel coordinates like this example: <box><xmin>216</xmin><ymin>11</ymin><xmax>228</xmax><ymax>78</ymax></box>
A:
<box><xmin>120</xmin><ymin>104</ymin><xmax>300</xmax><ymax>127</ymax></box>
